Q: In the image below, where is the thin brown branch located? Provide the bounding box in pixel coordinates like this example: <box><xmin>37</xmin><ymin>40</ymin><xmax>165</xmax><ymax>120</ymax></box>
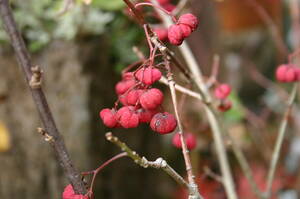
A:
<box><xmin>0</xmin><ymin>0</ymin><xmax>86</xmax><ymax>194</ymax></box>
<box><xmin>166</xmin><ymin>61</ymin><xmax>196</xmax><ymax>185</ymax></box>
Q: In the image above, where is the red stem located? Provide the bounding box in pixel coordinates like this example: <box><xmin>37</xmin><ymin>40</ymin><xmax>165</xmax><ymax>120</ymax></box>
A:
<box><xmin>84</xmin><ymin>152</ymin><xmax>128</xmax><ymax>193</ymax></box>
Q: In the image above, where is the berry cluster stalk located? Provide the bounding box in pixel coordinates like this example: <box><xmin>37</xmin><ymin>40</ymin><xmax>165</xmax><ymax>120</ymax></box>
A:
<box><xmin>0</xmin><ymin>0</ymin><xmax>86</xmax><ymax>195</ymax></box>
<box><xmin>152</xmin><ymin>1</ymin><xmax>238</xmax><ymax>199</ymax></box>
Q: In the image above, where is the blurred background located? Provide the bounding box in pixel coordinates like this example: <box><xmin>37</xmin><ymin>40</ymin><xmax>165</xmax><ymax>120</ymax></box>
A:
<box><xmin>0</xmin><ymin>0</ymin><xmax>299</xmax><ymax>198</ymax></box>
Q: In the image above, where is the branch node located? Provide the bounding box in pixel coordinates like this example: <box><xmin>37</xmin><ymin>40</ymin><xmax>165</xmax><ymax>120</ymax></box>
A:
<box><xmin>29</xmin><ymin>66</ymin><xmax>43</xmax><ymax>89</ymax></box>
<box><xmin>37</xmin><ymin>127</ymin><xmax>54</xmax><ymax>143</ymax></box>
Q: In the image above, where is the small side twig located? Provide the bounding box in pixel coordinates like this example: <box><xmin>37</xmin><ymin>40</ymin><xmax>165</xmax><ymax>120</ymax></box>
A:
<box><xmin>203</xmin><ymin>166</ymin><xmax>223</xmax><ymax>184</ymax></box>
<box><xmin>29</xmin><ymin>66</ymin><xmax>43</xmax><ymax>89</ymax></box>
<box><xmin>207</xmin><ymin>54</ymin><xmax>220</xmax><ymax>88</ymax></box>
<box><xmin>105</xmin><ymin>132</ymin><xmax>189</xmax><ymax>188</ymax></box>
<box><xmin>264</xmin><ymin>84</ymin><xmax>298</xmax><ymax>199</ymax></box>
<box><xmin>159</xmin><ymin>76</ymin><xmax>203</xmax><ymax>101</ymax></box>
<box><xmin>82</xmin><ymin>152</ymin><xmax>128</xmax><ymax>197</ymax></box>
<box><xmin>37</xmin><ymin>127</ymin><xmax>55</xmax><ymax>144</ymax></box>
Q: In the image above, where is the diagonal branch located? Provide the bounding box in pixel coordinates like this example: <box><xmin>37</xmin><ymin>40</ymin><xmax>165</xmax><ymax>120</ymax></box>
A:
<box><xmin>105</xmin><ymin>132</ymin><xmax>189</xmax><ymax>188</ymax></box>
<box><xmin>265</xmin><ymin>84</ymin><xmax>298</xmax><ymax>199</ymax></box>
<box><xmin>0</xmin><ymin>0</ymin><xmax>86</xmax><ymax>194</ymax></box>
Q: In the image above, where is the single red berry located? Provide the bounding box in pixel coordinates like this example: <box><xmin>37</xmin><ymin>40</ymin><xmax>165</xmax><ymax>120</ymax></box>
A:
<box><xmin>156</xmin><ymin>0</ymin><xmax>170</xmax><ymax>5</ymax></box>
<box><xmin>162</xmin><ymin>3</ymin><xmax>176</xmax><ymax>12</ymax></box>
<box><xmin>120</xmin><ymin>89</ymin><xmax>144</xmax><ymax>106</ymax></box>
<box><xmin>99</xmin><ymin>108</ymin><xmax>118</xmax><ymax>128</ymax></box>
<box><xmin>154</xmin><ymin>28</ymin><xmax>168</xmax><ymax>41</ymax></box>
<box><xmin>127</xmin><ymin>89</ymin><xmax>144</xmax><ymax>105</ymax></box>
<box><xmin>275</xmin><ymin>65</ymin><xmax>288</xmax><ymax>82</ymax></box>
<box><xmin>140</xmin><ymin>88</ymin><xmax>164</xmax><ymax>110</ymax></box>
<box><xmin>214</xmin><ymin>84</ymin><xmax>232</xmax><ymax>99</ymax></box>
<box><xmin>285</xmin><ymin>67</ymin><xmax>298</xmax><ymax>82</ymax></box>
<box><xmin>295</xmin><ymin>68</ymin><xmax>300</xmax><ymax>80</ymax></box>
<box><xmin>62</xmin><ymin>184</ymin><xmax>89</xmax><ymax>199</ymax></box>
<box><xmin>178</xmin><ymin>13</ymin><xmax>199</xmax><ymax>31</ymax></box>
<box><xmin>116</xmin><ymin>106</ymin><xmax>139</xmax><ymax>128</ymax></box>
<box><xmin>136</xmin><ymin>67</ymin><xmax>162</xmax><ymax>85</ymax></box>
<box><xmin>150</xmin><ymin>112</ymin><xmax>177</xmax><ymax>134</ymax></box>
<box><xmin>115</xmin><ymin>79</ymin><xmax>136</xmax><ymax>95</ymax></box>
<box><xmin>172</xmin><ymin>133</ymin><xmax>197</xmax><ymax>150</ymax></box>
<box><xmin>179</xmin><ymin>24</ymin><xmax>192</xmax><ymax>38</ymax></box>
<box><xmin>172</xmin><ymin>133</ymin><xmax>182</xmax><ymax>148</ymax></box>
<box><xmin>137</xmin><ymin>108</ymin><xmax>158</xmax><ymax>123</ymax></box>
<box><xmin>218</xmin><ymin>100</ymin><xmax>232</xmax><ymax>112</ymax></box>
<box><xmin>186</xmin><ymin>133</ymin><xmax>197</xmax><ymax>150</ymax></box>
<box><xmin>275</xmin><ymin>64</ymin><xmax>298</xmax><ymax>82</ymax></box>
<box><xmin>168</xmin><ymin>24</ymin><xmax>184</xmax><ymax>46</ymax></box>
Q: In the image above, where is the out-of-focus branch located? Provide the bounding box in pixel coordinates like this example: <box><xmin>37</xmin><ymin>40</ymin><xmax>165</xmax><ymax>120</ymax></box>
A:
<box><xmin>265</xmin><ymin>84</ymin><xmax>298</xmax><ymax>199</ymax></box>
<box><xmin>244</xmin><ymin>0</ymin><xmax>289</xmax><ymax>57</ymax></box>
<box><xmin>0</xmin><ymin>0</ymin><xmax>86</xmax><ymax>194</ymax></box>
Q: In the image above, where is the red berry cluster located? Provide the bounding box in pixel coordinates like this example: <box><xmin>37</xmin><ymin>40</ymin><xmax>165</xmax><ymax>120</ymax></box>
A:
<box><xmin>275</xmin><ymin>64</ymin><xmax>300</xmax><ymax>83</ymax></box>
<box><xmin>154</xmin><ymin>13</ymin><xmax>199</xmax><ymax>46</ymax></box>
<box><xmin>100</xmin><ymin>67</ymin><xmax>177</xmax><ymax>134</ymax></box>
<box><xmin>62</xmin><ymin>184</ymin><xmax>89</xmax><ymax>199</ymax></box>
<box><xmin>172</xmin><ymin>132</ymin><xmax>197</xmax><ymax>150</ymax></box>
<box><xmin>167</xmin><ymin>14</ymin><xmax>199</xmax><ymax>45</ymax></box>
<box><xmin>214</xmin><ymin>83</ymin><xmax>232</xmax><ymax>112</ymax></box>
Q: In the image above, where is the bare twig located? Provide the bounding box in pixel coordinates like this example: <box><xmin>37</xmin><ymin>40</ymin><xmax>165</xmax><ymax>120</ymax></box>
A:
<box><xmin>105</xmin><ymin>132</ymin><xmax>189</xmax><ymax>188</ymax></box>
<box><xmin>165</xmin><ymin>60</ymin><xmax>198</xmax><ymax>188</ymax></box>
<box><xmin>203</xmin><ymin>167</ymin><xmax>223</xmax><ymax>183</ymax></box>
<box><xmin>82</xmin><ymin>152</ymin><xmax>128</xmax><ymax>196</ymax></box>
<box><xmin>159</xmin><ymin>76</ymin><xmax>203</xmax><ymax>101</ymax></box>
<box><xmin>289</xmin><ymin>0</ymin><xmax>300</xmax><ymax>48</ymax></box>
<box><xmin>264</xmin><ymin>84</ymin><xmax>298</xmax><ymax>199</ymax></box>
<box><xmin>0</xmin><ymin>0</ymin><xmax>86</xmax><ymax>194</ymax></box>
<box><xmin>225</xmin><ymin>133</ymin><xmax>264</xmax><ymax>199</ymax></box>
<box><xmin>247</xmin><ymin>62</ymin><xmax>289</xmax><ymax>100</ymax></box>
<box><xmin>207</xmin><ymin>54</ymin><xmax>220</xmax><ymax>88</ymax></box>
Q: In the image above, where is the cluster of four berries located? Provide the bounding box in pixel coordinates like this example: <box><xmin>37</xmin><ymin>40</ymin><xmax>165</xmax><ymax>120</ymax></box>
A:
<box><xmin>154</xmin><ymin>13</ymin><xmax>199</xmax><ymax>46</ymax></box>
